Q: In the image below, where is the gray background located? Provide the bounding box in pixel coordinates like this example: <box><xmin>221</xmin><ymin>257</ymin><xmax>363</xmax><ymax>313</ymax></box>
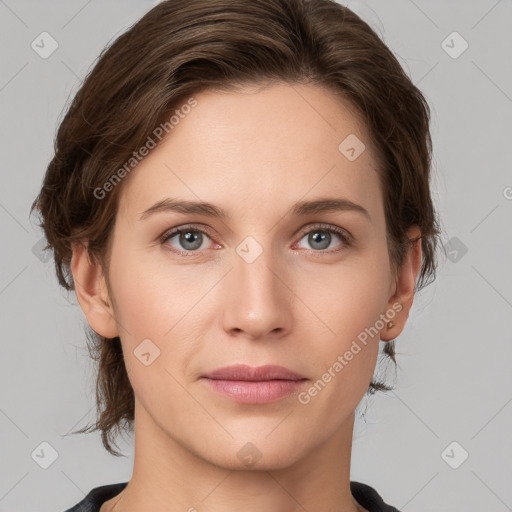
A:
<box><xmin>1</xmin><ymin>0</ymin><xmax>511</xmax><ymax>511</ymax></box>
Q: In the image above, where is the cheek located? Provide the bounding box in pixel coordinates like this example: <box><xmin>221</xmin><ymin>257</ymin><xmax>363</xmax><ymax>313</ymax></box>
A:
<box><xmin>107</xmin><ymin>246</ymin><xmax>211</xmax><ymax>370</ymax></box>
<box><xmin>307</xmin><ymin>255</ymin><xmax>390</xmax><ymax>335</ymax></box>
<box><xmin>109</xmin><ymin>258</ymin><xmax>161</xmax><ymax>335</ymax></box>
<box><xmin>295</xmin><ymin>263</ymin><xmax>388</xmax><ymax>425</ymax></box>
<box><xmin>108</xmin><ymin>246</ymin><xmax>186</xmax><ymax>336</ymax></box>
<box><xmin>296</xmin><ymin>248</ymin><xmax>391</xmax><ymax>384</ymax></box>
<box><xmin>107</xmin><ymin>249</ymin><xmax>196</xmax><ymax>414</ymax></box>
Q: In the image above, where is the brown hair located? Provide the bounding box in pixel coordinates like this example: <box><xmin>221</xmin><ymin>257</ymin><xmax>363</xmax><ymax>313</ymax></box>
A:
<box><xmin>30</xmin><ymin>0</ymin><xmax>443</xmax><ymax>456</ymax></box>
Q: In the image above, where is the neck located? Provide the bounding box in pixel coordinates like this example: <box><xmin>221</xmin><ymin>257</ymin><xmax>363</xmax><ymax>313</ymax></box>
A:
<box><xmin>107</xmin><ymin>401</ymin><xmax>365</xmax><ymax>512</ymax></box>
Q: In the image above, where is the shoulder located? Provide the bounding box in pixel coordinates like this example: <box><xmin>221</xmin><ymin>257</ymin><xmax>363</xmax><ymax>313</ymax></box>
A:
<box><xmin>63</xmin><ymin>480</ymin><xmax>399</xmax><ymax>512</ymax></box>
<box><xmin>350</xmin><ymin>481</ymin><xmax>402</xmax><ymax>512</ymax></box>
<box><xmin>62</xmin><ymin>482</ymin><xmax>128</xmax><ymax>512</ymax></box>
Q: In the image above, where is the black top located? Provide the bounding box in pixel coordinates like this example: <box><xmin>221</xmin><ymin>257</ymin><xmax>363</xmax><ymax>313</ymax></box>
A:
<box><xmin>62</xmin><ymin>481</ymin><xmax>401</xmax><ymax>511</ymax></box>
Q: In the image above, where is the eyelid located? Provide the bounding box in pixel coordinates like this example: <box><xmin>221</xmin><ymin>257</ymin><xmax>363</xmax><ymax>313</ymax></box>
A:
<box><xmin>159</xmin><ymin>223</ymin><xmax>216</xmax><ymax>243</ymax></box>
<box><xmin>159</xmin><ymin>222</ymin><xmax>353</xmax><ymax>254</ymax></box>
<box><xmin>295</xmin><ymin>222</ymin><xmax>353</xmax><ymax>243</ymax></box>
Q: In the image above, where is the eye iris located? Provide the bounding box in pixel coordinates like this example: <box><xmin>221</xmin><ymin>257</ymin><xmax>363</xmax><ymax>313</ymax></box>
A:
<box><xmin>309</xmin><ymin>230</ymin><xmax>331</xmax><ymax>250</ymax></box>
<box><xmin>180</xmin><ymin>230</ymin><xmax>202</xmax><ymax>250</ymax></box>
<box><xmin>170</xmin><ymin>228</ymin><xmax>339</xmax><ymax>252</ymax></box>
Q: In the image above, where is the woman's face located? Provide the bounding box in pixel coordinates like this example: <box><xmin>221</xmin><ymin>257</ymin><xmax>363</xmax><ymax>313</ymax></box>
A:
<box><xmin>76</xmin><ymin>82</ymin><xmax>418</xmax><ymax>470</ymax></box>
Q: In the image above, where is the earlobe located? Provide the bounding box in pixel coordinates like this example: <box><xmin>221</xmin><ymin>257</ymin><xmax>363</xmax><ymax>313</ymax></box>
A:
<box><xmin>381</xmin><ymin>226</ymin><xmax>422</xmax><ymax>342</ymax></box>
<box><xmin>70</xmin><ymin>242</ymin><xmax>119</xmax><ymax>339</ymax></box>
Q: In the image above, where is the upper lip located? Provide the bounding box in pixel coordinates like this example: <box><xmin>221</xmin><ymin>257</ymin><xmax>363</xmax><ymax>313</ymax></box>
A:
<box><xmin>202</xmin><ymin>364</ymin><xmax>306</xmax><ymax>381</ymax></box>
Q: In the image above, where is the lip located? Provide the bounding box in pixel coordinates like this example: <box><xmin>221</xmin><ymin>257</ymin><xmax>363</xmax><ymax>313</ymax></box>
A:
<box><xmin>202</xmin><ymin>364</ymin><xmax>305</xmax><ymax>381</ymax></box>
<box><xmin>201</xmin><ymin>364</ymin><xmax>308</xmax><ymax>404</ymax></box>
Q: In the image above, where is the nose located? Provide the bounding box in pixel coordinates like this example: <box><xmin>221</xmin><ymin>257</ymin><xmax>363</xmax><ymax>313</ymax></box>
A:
<box><xmin>221</xmin><ymin>242</ymin><xmax>293</xmax><ymax>341</ymax></box>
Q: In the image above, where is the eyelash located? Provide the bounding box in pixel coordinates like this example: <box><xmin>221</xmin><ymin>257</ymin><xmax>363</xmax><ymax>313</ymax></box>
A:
<box><xmin>159</xmin><ymin>223</ymin><xmax>353</xmax><ymax>256</ymax></box>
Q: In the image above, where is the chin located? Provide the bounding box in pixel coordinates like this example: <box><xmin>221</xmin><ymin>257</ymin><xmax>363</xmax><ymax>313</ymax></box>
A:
<box><xmin>197</xmin><ymin>433</ymin><xmax>310</xmax><ymax>472</ymax></box>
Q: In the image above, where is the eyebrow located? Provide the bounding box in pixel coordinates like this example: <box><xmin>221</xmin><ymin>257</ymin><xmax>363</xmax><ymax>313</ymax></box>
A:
<box><xmin>139</xmin><ymin>197</ymin><xmax>371</xmax><ymax>223</ymax></box>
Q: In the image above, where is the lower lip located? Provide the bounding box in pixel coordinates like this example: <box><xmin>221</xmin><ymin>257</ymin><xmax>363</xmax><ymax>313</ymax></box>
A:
<box><xmin>202</xmin><ymin>378</ymin><xmax>307</xmax><ymax>404</ymax></box>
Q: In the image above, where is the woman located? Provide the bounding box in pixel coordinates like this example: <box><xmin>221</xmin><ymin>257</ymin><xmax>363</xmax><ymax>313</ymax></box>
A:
<box><xmin>31</xmin><ymin>0</ymin><xmax>442</xmax><ymax>511</ymax></box>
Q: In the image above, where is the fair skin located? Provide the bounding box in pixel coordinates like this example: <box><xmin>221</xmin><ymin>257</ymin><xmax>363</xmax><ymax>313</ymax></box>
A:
<box><xmin>71</xmin><ymin>82</ymin><xmax>421</xmax><ymax>512</ymax></box>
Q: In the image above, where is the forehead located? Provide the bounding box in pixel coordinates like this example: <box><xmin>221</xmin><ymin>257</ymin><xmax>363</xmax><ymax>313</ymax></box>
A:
<box><xmin>117</xmin><ymin>82</ymin><xmax>383</xmax><ymax>224</ymax></box>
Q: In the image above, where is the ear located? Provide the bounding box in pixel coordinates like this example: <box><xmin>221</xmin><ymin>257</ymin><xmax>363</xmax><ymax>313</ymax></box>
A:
<box><xmin>70</xmin><ymin>242</ymin><xmax>119</xmax><ymax>339</ymax></box>
<box><xmin>380</xmin><ymin>226</ymin><xmax>422</xmax><ymax>342</ymax></box>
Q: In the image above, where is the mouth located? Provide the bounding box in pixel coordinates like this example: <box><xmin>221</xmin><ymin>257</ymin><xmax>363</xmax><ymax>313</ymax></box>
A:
<box><xmin>200</xmin><ymin>364</ymin><xmax>308</xmax><ymax>404</ymax></box>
